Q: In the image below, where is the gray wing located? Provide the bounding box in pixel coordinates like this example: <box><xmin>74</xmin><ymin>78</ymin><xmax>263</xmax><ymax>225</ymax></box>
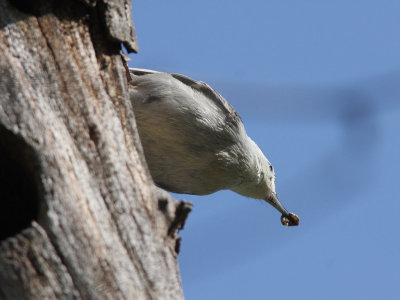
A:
<box><xmin>129</xmin><ymin>68</ymin><xmax>161</xmax><ymax>77</ymax></box>
<box><xmin>129</xmin><ymin>68</ymin><xmax>242</xmax><ymax>127</ymax></box>
<box><xmin>170</xmin><ymin>73</ymin><xmax>240</xmax><ymax>120</ymax></box>
<box><xmin>171</xmin><ymin>72</ymin><xmax>242</xmax><ymax>127</ymax></box>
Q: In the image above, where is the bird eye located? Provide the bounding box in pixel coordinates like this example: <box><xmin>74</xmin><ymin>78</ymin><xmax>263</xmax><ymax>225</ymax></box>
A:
<box><xmin>269</xmin><ymin>165</ymin><xmax>273</xmax><ymax>171</ymax></box>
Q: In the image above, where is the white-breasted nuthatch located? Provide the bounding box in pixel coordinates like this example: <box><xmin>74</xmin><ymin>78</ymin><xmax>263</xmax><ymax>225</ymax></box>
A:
<box><xmin>129</xmin><ymin>68</ymin><xmax>299</xmax><ymax>226</ymax></box>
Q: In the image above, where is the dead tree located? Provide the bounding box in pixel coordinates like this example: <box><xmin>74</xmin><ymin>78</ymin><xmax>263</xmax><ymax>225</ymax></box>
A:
<box><xmin>0</xmin><ymin>0</ymin><xmax>191</xmax><ymax>299</ymax></box>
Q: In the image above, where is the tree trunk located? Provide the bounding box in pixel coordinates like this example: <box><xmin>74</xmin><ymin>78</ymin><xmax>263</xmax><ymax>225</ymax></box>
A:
<box><xmin>0</xmin><ymin>0</ymin><xmax>191</xmax><ymax>299</ymax></box>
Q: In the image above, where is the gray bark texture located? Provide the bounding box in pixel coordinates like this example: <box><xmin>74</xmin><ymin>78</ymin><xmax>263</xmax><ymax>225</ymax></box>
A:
<box><xmin>0</xmin><ymin>0</ymin><xmax>191</xmax><ymax>299</ymax></box>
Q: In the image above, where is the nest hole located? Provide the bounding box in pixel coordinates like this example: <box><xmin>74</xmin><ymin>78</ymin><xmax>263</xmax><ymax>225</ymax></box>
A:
<box><xmin>0</xmin><ymin>125</ymin><xmax>41</xmax><ymax>241</ymax></box>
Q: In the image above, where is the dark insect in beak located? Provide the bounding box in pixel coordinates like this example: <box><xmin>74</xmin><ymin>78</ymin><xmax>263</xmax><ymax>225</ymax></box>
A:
<box><xmin>265</xmin><ymin>194</ymin><xmax>300</xmax><ymax>226</ymax></box>
<box><xmin>281</xmin><ymin>212</ymin><xmax>300</xmax><ymax>226</ymax></box>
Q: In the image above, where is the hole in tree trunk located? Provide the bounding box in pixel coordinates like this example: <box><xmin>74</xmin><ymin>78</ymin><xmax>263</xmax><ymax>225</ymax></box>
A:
<box><xmin>0</xmin><ymin>125</ymin><xmax>41</xmax><ymax>241</ymax></box>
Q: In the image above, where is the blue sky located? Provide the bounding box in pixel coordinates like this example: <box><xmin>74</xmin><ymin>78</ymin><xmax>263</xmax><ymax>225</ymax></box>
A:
<box><xmin>129</xmin><ymin>1</ymin><xmax>400</xmax><ymax>299</ymax></box>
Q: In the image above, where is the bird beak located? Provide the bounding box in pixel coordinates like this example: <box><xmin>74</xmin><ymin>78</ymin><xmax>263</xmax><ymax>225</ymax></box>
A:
<box><xmin>265</xmin><ymin>194</ymin><xmax>299</xmax><ymax>226</ymax></box>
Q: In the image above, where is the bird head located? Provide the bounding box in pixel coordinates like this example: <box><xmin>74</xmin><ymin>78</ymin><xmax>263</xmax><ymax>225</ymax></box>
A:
<box><xmin>248</xmin><ymin>140</ymin><xmax>300</xmax><ymax>226</ymax></box>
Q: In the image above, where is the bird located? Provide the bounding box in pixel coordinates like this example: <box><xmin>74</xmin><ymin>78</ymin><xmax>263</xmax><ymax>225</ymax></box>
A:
<box><xmin>128</xmin><ymin>68</ymin><xmax>299</xmax><ymax>226</ymax></box>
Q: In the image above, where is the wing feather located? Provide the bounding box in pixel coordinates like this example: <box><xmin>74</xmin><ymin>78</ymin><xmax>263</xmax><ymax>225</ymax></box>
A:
<box><xmin>129</xmin><ymin>68</ymin><xmax>242</xmax><ymax>128</ymax></box>
<box><xmin>170</xmin><ymin>73</ymin><xmax>241</xmax><ymax>125</ymax></box>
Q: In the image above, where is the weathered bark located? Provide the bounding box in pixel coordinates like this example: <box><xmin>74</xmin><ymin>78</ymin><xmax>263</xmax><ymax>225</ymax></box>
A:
<box><xmin>0</xmin><ymin>0</ymin><xmax>190</xmax><ymax>299</ymax></box>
